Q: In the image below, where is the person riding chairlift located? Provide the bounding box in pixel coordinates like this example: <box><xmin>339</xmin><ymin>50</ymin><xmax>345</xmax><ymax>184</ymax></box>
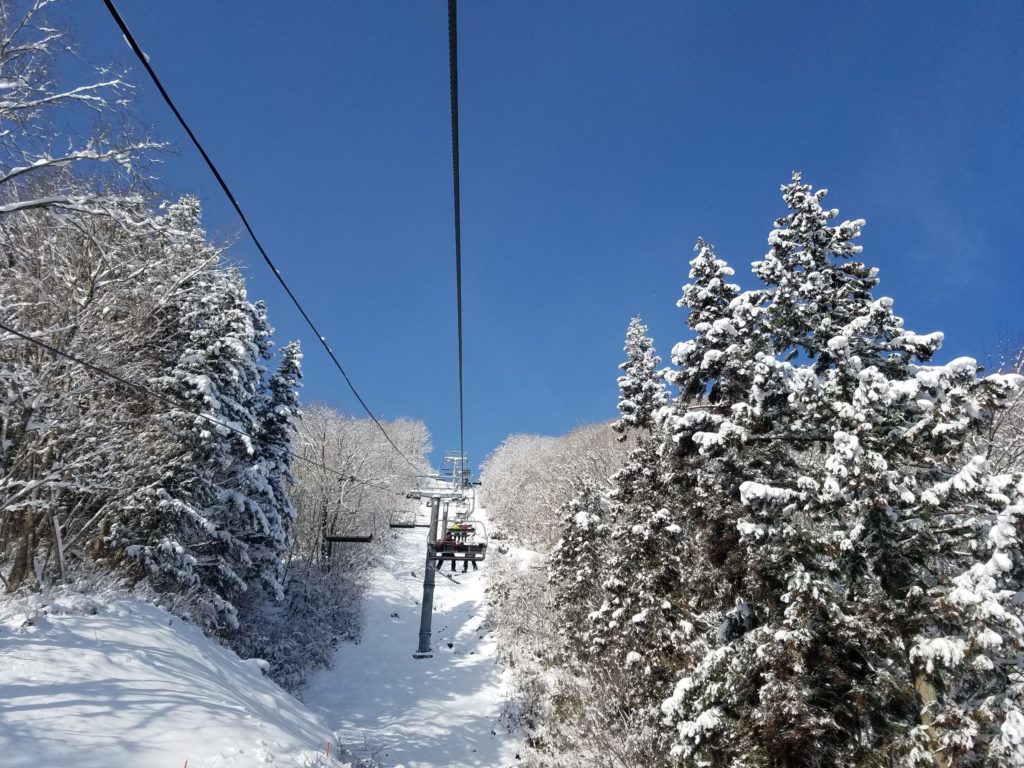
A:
<box><xmin>451</xmin><ymin>522</ymin><xmax>479</xmax><ymax>571</ymax></box>
<box><xmin>436</xmin><ymin>525</ymin><xmax>478</xmax><ymax>573</ymax></box>
<box><xmin>436</xmin><ymin>528</ymin><xmax>458</xmax><ymax>572</ymax></box>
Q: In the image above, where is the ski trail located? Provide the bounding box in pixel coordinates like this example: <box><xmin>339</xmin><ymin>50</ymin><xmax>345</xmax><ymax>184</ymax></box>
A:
<box><xmin>303</xmin><ymin>500</ymin><xmax>519</xmax><ymax>768</ymax></box>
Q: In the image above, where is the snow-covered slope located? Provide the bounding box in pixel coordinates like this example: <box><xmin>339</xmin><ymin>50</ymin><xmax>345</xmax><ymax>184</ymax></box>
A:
<box><xmin>304</xmin><ymin>499</ymin><xmax>520</xmax><ymax>768</ymax></box>
<box><xmin>0</xmin><ymin>593</ymin><xmax>339</xmax><ymax>768</ymax></box>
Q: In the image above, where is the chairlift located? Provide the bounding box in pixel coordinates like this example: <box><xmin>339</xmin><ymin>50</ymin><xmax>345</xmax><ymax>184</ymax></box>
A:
<box><xmin>429</xmin><ymin>518</ymin><xmax>488</xmax><ymax>566</ymax></box>
<box><xmin>323</xmin><ymin>532</ymin><xmax>374</xmax><ymax>564</ymax></box>
<box><xmin>324</xmin><ymin>507</ymin><xmax>380</xmax><ymax>556</ymax></box>
<box><xmin>388</xmin><ymin>509</ymin><xmax>430</xmax><ymax>529</ymax></box>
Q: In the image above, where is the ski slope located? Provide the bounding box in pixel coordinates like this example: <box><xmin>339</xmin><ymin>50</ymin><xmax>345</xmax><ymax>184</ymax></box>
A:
<box><xmin>304</xmin><ymin>499</ymin><xmax>519</xmax><ymax>768</ymax></box>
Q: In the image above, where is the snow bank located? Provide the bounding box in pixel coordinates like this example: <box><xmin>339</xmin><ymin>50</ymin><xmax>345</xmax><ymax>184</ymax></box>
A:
<box><xmin>0</xmin><ymin>592</ymin><xmax>344</xmax><ymax>768</ymax></box>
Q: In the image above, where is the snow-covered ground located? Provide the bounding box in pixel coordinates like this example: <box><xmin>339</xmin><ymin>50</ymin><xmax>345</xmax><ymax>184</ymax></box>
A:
<box><xmin>0</xmin><ymin>593</ymin><xmax>340</xmax><ymax>768</ymax></box>
<box><xmin>0</xmin><ymin>495</ymin><xmax>518</xmax><ymax>768</ymax></box>
<box><xmin>304</xmin><ymin>498</ymin><xmax>520</xmax><ymax>768</ymax></box>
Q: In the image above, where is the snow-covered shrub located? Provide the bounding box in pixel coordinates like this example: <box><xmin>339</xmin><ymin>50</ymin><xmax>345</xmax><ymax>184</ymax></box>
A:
<box><xmin>480</xmin><ymin>425</ymin><xmax>629</xmax><ymax>766</ymax></box>
<box><xmin>226</xmin><ymin>559</ymin><xmax>366</xmax><ymax>693</ymax></box>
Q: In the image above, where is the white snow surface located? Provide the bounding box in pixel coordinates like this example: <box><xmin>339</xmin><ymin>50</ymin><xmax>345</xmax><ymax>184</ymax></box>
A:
<box><xmin>303</xmin><ymin>497</ymin><xmax>520</xmax><ymax>768</ymax></box>
<box><xmin>0</xmin><ymin>592</ymin><xmax>339</xmax><ymax>768</ymax></box>
<box><xmin>0</xmin><ymin>496</ymin><xmax>518</xmax><ymax>768</ymax></box>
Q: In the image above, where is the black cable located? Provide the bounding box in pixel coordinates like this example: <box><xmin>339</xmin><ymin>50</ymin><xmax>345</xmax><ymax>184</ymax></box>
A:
<box><xmin>100</xmin><ymin>0</ymin><xmax>419</xmax><ymax>472</ymax></box>
<box><xmin>0</xmin><ymin>321</ymin><xmax>401</xmax><ymax>494</ymax></box>
<box><xmin>448</xmin><ymin>0</ymin><xmax>466</xmax><ymax>472</ymax></box>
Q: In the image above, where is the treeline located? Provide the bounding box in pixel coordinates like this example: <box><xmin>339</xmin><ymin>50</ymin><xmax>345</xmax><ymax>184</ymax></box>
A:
<box><xmin>482</xmin><ymin>426</ymin><xmax>626</xmax><ymax>549</ymax></box>
<box><xmin>0</xmin><ymin>0</ymin><xmax>429</xmax><ymax>688</ymax></box>
<box><xmin>489</xmin><ymin>177</ymin><xmax>1024</xmax><ymax>767</ymax></box>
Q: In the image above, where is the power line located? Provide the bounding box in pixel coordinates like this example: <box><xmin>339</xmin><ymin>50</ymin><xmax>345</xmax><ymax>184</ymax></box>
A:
<box><xmin>0</xmin><ymin>321</ymin><xmax>402</xmax><ymax>495</ymax></box>
<box><xmin>447</xmin><ymin>0</ymin><xmax>466</xmax><ymax>469</ymax></box>
<box><xmin>100</xmin><ymin>0</ymin><xmax>419</xmax><ymax>472</ymax></box>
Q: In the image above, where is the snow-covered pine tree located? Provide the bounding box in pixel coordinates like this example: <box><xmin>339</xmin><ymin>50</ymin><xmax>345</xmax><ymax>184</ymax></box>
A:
<box><xmin>666</xmin><ymin>239</ymin><xmax>741</xmax><ymax>401</ymax></box>
<box><xmin>603</xmin><ymin>314</ymin><xmax>673</xmax><ymax>665</ymax></box>
<box><xmin>190</xmin><ymin>267</ymin><xmax>269</xmax><ymax>624</ymax></box>
<box><xmin>106</xmin><ymin>199</ymin><xmax>274</xmax><ymax>628</ymax></box>
<box><xmin>581</xmin><ymin>318</ymin><xmax>687</xmax><ymax>755</ymax></box>
<box><xmin>613</xmin><ymin>316</ymin><xmax>669</xmax><ymax>442</ymax></box>
<box><xmin>659</xmin><ymin>174</ymin><xmax>1024</xmax><ymax>767</ymax></box>
<box><xmin>104</xmin><ymin>199</ymin><xmax>235</xmax><ymax>623</ymax></box>
<box><xmin>245</xmin><ymin>339</ymin><xmax>302</xmax><ymax>600</ymax></box>
<box><xmin>658</xmin><ymin>237</ymin><xmax>772</xmax><ymax>497</ymax></box>
<box><xmin>550</xmin><ymin>482</ymin><xmax>613</xmax><ymax>657</ymax></box>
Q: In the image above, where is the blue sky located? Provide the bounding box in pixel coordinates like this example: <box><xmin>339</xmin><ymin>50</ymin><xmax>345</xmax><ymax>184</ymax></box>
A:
<box><xmin>68</xmin><ymin>1</ymin><xmax>1024</xmax><ymax>471</ymax></box>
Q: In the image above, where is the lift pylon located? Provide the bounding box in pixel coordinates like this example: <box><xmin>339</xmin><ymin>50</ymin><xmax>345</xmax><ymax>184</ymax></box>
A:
<box><xmin>406</xmin><ymin>483</ymin><xmax>468</xmax><ymax>658</ymax></box>
<box><xmin>440</xmin><ymin>450</ymin><xmax>472</xmax><ymax>488</ymax></box>
<box><xmin>414</xmin><ymin>496</ymin><xmax>441</xmax><ymax>658</ymax></box>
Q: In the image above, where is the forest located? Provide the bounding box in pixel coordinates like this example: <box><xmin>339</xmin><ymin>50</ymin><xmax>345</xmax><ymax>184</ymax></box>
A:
<box><xmin>482</xmin><ymin>200</ymin><xmax>1024</xmax><ymax>766</ymax></box>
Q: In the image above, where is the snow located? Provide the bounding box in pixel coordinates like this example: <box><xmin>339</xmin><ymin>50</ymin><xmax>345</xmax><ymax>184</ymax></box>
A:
<box><xmin>910</xmin><ymin>636</ymin><xmax>968</xmax><ymax>673</ymax></box>
<box><xmin>1000</xmin><ymin>709</ymin><xmax>1024</xmax><ymax>748</ymax></box>
<box><xmin>0</xmin><ymin>593</ymin><xmax>338</xmax><ymax>768</ymax></box>
<box><xmin>303</xmin><ymin>496</ymin><xmax>520</xmax><ymax>768</ymax></box>
<box><xmin>977</xmin><ymin>628</ymin><xmax>1004</xmax><ymax>648</ymax></box>
<box><xmin>504</xmin><ymin>545</ymin><xmax>541</xmax><ymax>573</ymax></box>
<box><xmin>738</xmin><ymin>480</ymin><xmax>794</xmax><ymax>505</ymax></box>
<box><xmin>0</xmin><ymin>496</ymin><xmax>519</xmax><ymax>768</ymax></box>
<box><xmin>826</xmin><ymin>334</ymin><xmax>848</xmax><ymax>351</ymax></box>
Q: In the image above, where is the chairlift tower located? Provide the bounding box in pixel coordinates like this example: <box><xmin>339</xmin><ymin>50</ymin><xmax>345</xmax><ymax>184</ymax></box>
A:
<box><xmin>440</xmin><ymin>450</ymin><xmax>472</xmax><ymax>488</ymax></box>
<box><xmin>405</xmin><ymin>480</ymin><xmax>468</xmax><ymax>658</ymax></box>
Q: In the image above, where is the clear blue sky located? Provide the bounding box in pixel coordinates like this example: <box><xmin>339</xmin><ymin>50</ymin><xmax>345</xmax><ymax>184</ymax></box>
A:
<box><xmin>68</xmin><ymin>1</ymin><xmax>1024</xmax><ymax>471</ymax></box>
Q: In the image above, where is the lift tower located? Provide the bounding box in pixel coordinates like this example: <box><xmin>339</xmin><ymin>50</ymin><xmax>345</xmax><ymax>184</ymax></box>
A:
<box><xmin>405</xmin><ymin>482</ymin><xmax>467</xmax><ymax>658</ymax></box>
<box><xmin>440</xmin><ymin>451</ymin><xmax>472</xmax><ymax>488</ymax></box>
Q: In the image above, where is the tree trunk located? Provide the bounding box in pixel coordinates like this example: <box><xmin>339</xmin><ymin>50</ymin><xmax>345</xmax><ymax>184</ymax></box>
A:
<box><xmin>915</xmin><ymin>672</ymin><xmax>950</xmax><ymax>768</ymax></box>
<box><xmin>6</xmin><ymin>508</ymin><xmax>35</xmax><ymax>591</ymax></box>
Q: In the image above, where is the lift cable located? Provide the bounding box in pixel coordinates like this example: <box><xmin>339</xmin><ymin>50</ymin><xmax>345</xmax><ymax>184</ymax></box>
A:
<box><xmin>101</xmin><ymin>0</ymin><xmax>419</xmax><ymax>472</ymax></box>
<box><xmin>0</xmin><ymin>321</ymin><xmax>400</xmax><ymax>495</ymax></box>
<box><xmin>447</xmin><ymin>0</ymin><xmax>466</xmax><ymax>469</ymax></box>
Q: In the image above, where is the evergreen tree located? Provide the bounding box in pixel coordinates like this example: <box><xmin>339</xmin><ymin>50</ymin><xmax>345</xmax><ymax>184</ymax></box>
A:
<box><xmin>108</xmin><ymin>197</ymin><xmax>232</xmax><ymax>611</ymax></box>
<box><xmin>108</xmin><ymin>199</ymin><xmax>275</xmax><ymax>629</ymax></box>
<box><xmin>550</xmin><ymin>482</ymin><xmax>613</xmax><ymax>656</ymax></box>
<box><xmin>612</xmin><ymin>316</ymin><xmax>669</xmax><ymax>441</ymax></box>
<box><xmin>590</xmin><ymin>318</ymin><xmax>684</xmax><ymax>740</ymax></box>
<box><xmin>603</xmin><ymin>316</ymin><xmax>682</xmax><ymax>698</ymax></box>
<box><xmin>246</xmin><ymin>340</ymin><xmax>302</xmax><ymax>600</ymax></box>
<box><xmin>193</xmin><ymin>267</ymin><xmax>269</xmax><ymax>623</ymax></box>
<box><xmin>657</xmin><ymin>175</ymin><xmax>1024</xmax><ymax>767</ymax></box>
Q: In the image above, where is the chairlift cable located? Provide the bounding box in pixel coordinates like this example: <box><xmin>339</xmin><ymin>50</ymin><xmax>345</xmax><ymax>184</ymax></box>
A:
<box><xmin>0</xmin><ymin>321</ymin><xmax>400</xmax><ymax>495</ymax></box>
<box><xmin>448</xmin><ymin>0</ymin><xmax>467</xmax><ymax>472</ymax></box>
<box><xmin>100</xmin><ymin>0</ymin><xmax>419</xmax><ymax>473</ymax></box>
